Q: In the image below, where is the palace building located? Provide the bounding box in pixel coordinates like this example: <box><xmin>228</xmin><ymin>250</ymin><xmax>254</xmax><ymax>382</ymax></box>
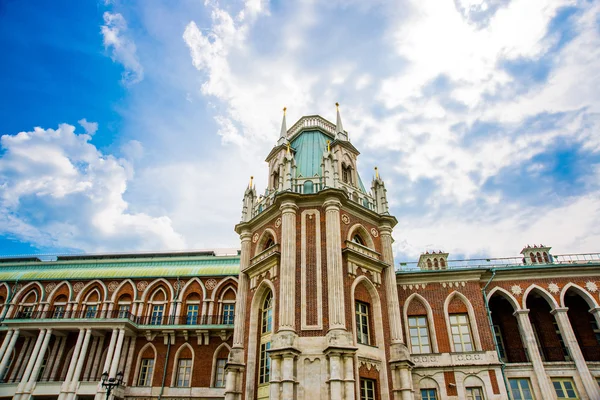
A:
<box><xmin>0</xmin><ymin>109</ymin><xmax>600</xmax><ymax>400</ymax></box>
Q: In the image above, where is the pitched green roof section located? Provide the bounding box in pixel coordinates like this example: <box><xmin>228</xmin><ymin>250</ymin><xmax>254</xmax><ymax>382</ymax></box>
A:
<box><xmin>291</xmin><ymin>130</ymin><xmax>329</xmax><ymax>178</ymax></box>
<box><xmin>0</xmin><ymin>255</ymin><xmax>241</xmax><ymax>281</ymax></box>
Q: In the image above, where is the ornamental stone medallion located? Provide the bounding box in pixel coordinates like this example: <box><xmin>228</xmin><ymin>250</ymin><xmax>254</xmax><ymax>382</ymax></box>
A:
<box><xmin>45</xmin><ymin>282</ymin><xmax>57</xmax><ymax>294</ymax></box>
<box><xmin>137</xmin><ymin>281</ymin><xmax>149</xmax><ymax>291</ymax></box>
<box><xmin>205</xmin><ymin>279</ymin><xmax>217</xmax><ymax>291</ymax></box>
<box><xmin>586</xmin><ymin>281</ymin><xmax>598</xmax><ymax>293</ymax></box>
<box><xmin>174</xmin><ymin>280</ymin><xmax>186</xmax><ymax>291</ymax></box>
<box><xmin>370</xmin><ymin>228</ymin><xmax>379</xmax><ymax>237</ymax></box>
<box><xmin>341</xmin><ymin>214</ymin><xmax>350</xmax><ymax>225</ymax></box>
<box><xmin>252</xmin><ymin>233</ymin><xmax>260</xmax><ymax>243</ymax></box>
<box><xmin>108</xmin><ymin>281</ymin><xmax>119</xmax><ymax>292</ymax></box>
<box><xmin>510</xmin><ymin>285</ymin><xmax>523</xmax><ymax>296</ymax></box>
<box><xmin>548</xmin><ymin>283</ymin><xmax>560</xmax><ymax>294</ymax></box>
<box><xmin>275</xmin><ymin>218</ymin><xmax>282</xmax><ymax>228</ymax></box>
<box><xmin>73</xmin><ymin>282</ymin><xmax>84</xmax><ymax>293</ymax></box>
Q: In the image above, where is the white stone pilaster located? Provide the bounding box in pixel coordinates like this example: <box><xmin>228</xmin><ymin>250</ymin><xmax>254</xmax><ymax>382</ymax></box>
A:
<box><xmin>102</xmin><ymin>329</ymin><xmax>118</xmax><ymax>376</ymax></box>
<box><xmin>109</xmin><ymin>329</ymin><xmax>126</xmax><ymax>378</ymax></box>
<box><xmin>0</xmin><ymin>329</ymin><xmax>15</xmax><ymax>374</ymax></box>
<box><xmin>281</xmin><ymin>354</ymin><xmax>295</xmax><ymax>399</ymax></box>
<box><xmin>16</xmin><ymin>329</ymin><xmax>47</xmax><ymax>395</ymax></box>
<box><xmin>43</xmin><ymin>334</ymin><xmax>61</xmax><ymax>382</ymax></box>
<box><xmin>343</xmin><ymin>355</ymin><xmax>355</xmax><ymax>400</ymax></box>
<box><xmin>380</xmin><ymin>224</ymin><xmax>404</xmax><ymax>344</ymax></box>
<box><xmin>279</xmin><ymin>201</ymin><xmax>298</xmax><ymax>332</ymax></box>
<box><xmin>122</xmin><ymin>335</ymin><xmax>136</xmax><ymax>385</ymax></box>
<box><xmin>233</xmin><ymin>231</ymin><xmax>251</xmax><ymax>348</ymax></box>
<box><xmin>269</xmin><ymin>355</ymin><xmax>281</xmax><ymax>400</ymax></box>
<box><xmin>24</xmin><ymin>328</ymin><xmax>53</xmax><ymax>393</ymax></box>
<box><xmin>514</xmin><ymin>310</ymin><xmax>556</xmax><ymax>399</ymax></box>
<box><xmin>325</xmin><ymin>198</ymin><xmax>345</xmax><ymax>330</ymax></box>
<box><xmin>49</xmin><ymin>337</ymin><xmax>67</xmax><ymax>382</ymax></box>
<box><xmin>552</xmin><ymin>307</ymin><xmax>600</xmax><ymax>399</ymax></box>
<box><xmin>328</xmin><ymin>353</ymin><xmax>343</xmax><ymax>400</ymax></box>
<box><xmin>66</xmin><ymin>328</ymin><xmax>92</xmax><ymax>400</ymax></box>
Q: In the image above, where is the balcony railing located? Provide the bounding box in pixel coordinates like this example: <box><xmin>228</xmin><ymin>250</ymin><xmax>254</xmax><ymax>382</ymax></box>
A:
<box><xmin>6</xmin><ymin>311</ymin><xmax>235</xmax><ymax>326</ymax></box>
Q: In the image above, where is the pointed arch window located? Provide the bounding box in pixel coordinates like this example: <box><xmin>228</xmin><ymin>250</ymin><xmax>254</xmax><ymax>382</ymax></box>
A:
<box><xmin>449</xmin><ymin>314</ymin><xmax>473</xmax><ymax>352</ymax></box>
<box><xmin>259</xmin><ymin>291</ymin><xmax>273</xmax><ymax>386</ymax></box>
<box><xmin>352</xmin><ymin>234</ymin><xmax>365</xmax><ymax>246</ymax></box>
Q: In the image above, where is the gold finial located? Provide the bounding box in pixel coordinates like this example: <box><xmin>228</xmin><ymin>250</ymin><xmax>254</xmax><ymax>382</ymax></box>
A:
<box><xmin>326</xmin><ymin>140</ymin><xmax>331</xmax><ymax>152</ymax></box>
<box><xmin>286</xmin><ymin>142</ymin><xmax>290</xmax><ymax>154</ymax></box>
<box><xmin>374</xmin><ymin>167</ymin><xmax>379</xmax><ymax>179</ymax></box>
<box><xmin>335</xmin><ymin>102</ymin><xmax>339</xmax><ymax>108</ymax></box>
<box><xmin>283</xmin><ymin>107</ymin><xmax>287</xmax><ymax>115</ymax></box>
<box><xmin>249</xmin><ymin>176</ymin><xmax>254</xmax><ymax>187</ymax></box>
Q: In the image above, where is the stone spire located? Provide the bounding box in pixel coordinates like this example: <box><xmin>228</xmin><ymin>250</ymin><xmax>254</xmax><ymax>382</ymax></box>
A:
<box><xmin>335</xmin><ymin>102</ymin><xmax>348</xmax><ymax>141</ymax></box>
<box><xmin>371</xmin><ymin>167</ymin><xmax>389</xmax><ymax>214</ymax></box>
<box><xmin>241</xmin><ymin>176</ymin><xmax>257</xmax><ymax>222</ymax></box>
<box><xmin>277</xmin><ymin>107</ymin><xmax>288</xmax><ymax>146</ymax></box>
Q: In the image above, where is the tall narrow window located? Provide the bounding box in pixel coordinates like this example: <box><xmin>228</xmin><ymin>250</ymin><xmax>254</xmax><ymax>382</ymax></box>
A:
<box><xmin>52</xmin><ymin>305</ymin><xmax>66</xmax><ymax>319</ymax></box>
<box><xmin>466</xmin><ymin>387</ymin><xmax>485</xmax><ymax>400</ymax></box>
<box><xmin>85</xmin><ymin>305</ymin><xmax>98</xmax><ymax>319</ymax></box>
<box><xmin>449</xmin><ymin>314</ymin><xmax>473</xmax><ymax>352</ymax></box>
<box><xmin>151</xmin><ymin>304</ymin><xmax>164</xmax><ymax>325</ymax></box>
<box><xmin>552</xmin><ymin>320</ymin><xmax>570</xmax><ymax>360</ymax></box>
<box><xmin>408</xmin><ymin>316</ymin><xmax>431</xmax><ymax>354</ymax></box>
<box><xmin>360</xmin><ymin>378</ymin><xmax>376</xmax><ymax>400</ymax></box>
<box><xmin>590</xmin><ymin>318</ymin><xmax>600</xmax><ymax>345</ymax></box>
<box><xmin>421</xmin><ymin>389</ymin><xmax>438</xmax><ymax>400</ymax></box>
<box><xmin>186</xmin><ymin>304</ymin><xmax>199</xmax><ymax>325</ymax></box>
<box><xmin>138</xmin><ymin>358</ymin><xmax>154</xmax><ymax>386</ymax></box>
<box><xmin>223</xmin><ymin>304</ymin><xmax>235</xmax><ymax>325</ymax></box>
<box><xmin>342</xmin><ymin>166</ymin><xmax>349</xmax><ymax>183</ymax></box>
<box><xmin>117</xmin><ymin>304</ymin><xmax>131</xmax><ymax>319</ymax></box>
<box><xmin>258</xmin><ymin>292</ymin><xmax>273</xmax><ymax>388</ymax></box>
<box><xmin>176</xmin><ymin>359</ymin><xmax>192</xmax><ymax>387</ymax></box>
<box><xmin>214</xmin><ymin>358</ymin><xmax>227</xmax><ymax>388</ymax></box>
<box><xmin>494</xmin><ymin>325</ymin><xmax>506</xmax><ymax>360</ymax></box>
<box><xmin>355</xmin><ymin>301</ymin><xmax>371</xmax><ymax>345</ymax></box>
<box><xmin>552</xmin><ymin>379</ymin><xmax>578</xmax><ymax>399</ymax></box>
<box><xmin>509</xmin><ymin>379</ymin><xmax>534</xmax><ymax>400</ymax></box>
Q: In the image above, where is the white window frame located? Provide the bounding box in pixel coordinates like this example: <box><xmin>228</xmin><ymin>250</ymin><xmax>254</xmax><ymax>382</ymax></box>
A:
<box><xmin>509</xmin><ymin>378</ymin><xmax>535</xmax><ymax>400</ymax></box>
<box><xmin>360</xmin><ymin>378</ymin><xmax>376</xmax><ymax>400</ymax></box>
<box><xmin>214</xmin><ymin>358</ymin><xmax>227</xmax><ymax>388</ymax></box>
<box><xmin>449</xmin><ymin>314</ymin><xmax>474</xmax><ymax>352</ymax></box>
<box><xmin>466</xmin><ymin>386</ymin><xmax>485</xmax><ymax>400</ymax></box>
<box><xmin>551</xmin><ymin>378</ymin><xmax>579</xmax><ymax>399</ymax></box>
<box><xmin>408</xmin><ymin>316</ymin><xmax>431</xmax><ymax>354</ymax></box>
<box><xmin>138</xmin><ymin>358</ymin><xmax>154</xmax><ymax>386</ymax></box>
<box><xmin>356</xmin><ymin>301</ymin><xmax>371</xmax><ymax>345</ymax></box>
<box><xmin>186</xmin><ymin>303</ymin><xmax>199</xmax><ymax>325</ymax></box>
<box><xmin>222</xmin><ymin>303</ymin><xmax>235</xmax><ymax>325</ymax></box>
<box><xmin>420</xmin><ymin>388</ymin><xmax>438</xmax><ymax>400</ymax></box>
<box><xmin>176</xmin><ymin>358</ymin><xmax>192</xmax><ymax>387</ymax></box>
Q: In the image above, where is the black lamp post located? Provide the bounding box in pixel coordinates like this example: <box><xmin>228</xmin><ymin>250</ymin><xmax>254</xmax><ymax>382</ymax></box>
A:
<box><xmin>101</xmin><ymin>370</ymin><xmax>124</xmax><ymax>400</ymax></box>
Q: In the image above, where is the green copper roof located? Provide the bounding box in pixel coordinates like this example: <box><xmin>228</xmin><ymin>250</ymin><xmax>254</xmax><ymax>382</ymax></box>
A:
<box><xmin>291</xmin><ymin>130</ymin><xmax>329</xmax><ymax>178</ymax></box>
<box><xmin>0</xmin><ymin>255</ymin><xmax>241</xmax><ymax>281</ymax></box>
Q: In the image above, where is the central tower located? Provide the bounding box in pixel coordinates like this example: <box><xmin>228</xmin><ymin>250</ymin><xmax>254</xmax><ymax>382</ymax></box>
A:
<box><xmin>226</xmin><ymin>106</ymin><xmax>414</xmax><ymax>400</ymax></box>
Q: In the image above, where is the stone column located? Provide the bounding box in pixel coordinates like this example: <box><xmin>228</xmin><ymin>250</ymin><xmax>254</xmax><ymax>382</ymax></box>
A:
<box><xmin>109</xmin><ymin>329</ymin><xmax>126</xmax><ymax>378</ymax></box>
<box><xmin>279</xmin><ymin>200</ymin><xmax>298</xmax><ymax>332</ymax></box>
<box><xmin>552</xmin><ymin>307</ymin><xmax>600</xmax><ymax>399</ymax></box>
<box><xmin>343</xmin><ymin>355</ymin><xmax>355</xmax><ymax>400</ymax></box>
<box><xmin>324</xmin><ymin>198</ymin><xmax>345</xmax><ymax>331</ymax></box>
<box><xmin>122</xmin><ymin>336</ymin><xmax>136</xmax><ymax>385</ymax></box>
<box><xmin>269</xmin><ymin>355</ymin><xmax>282</xmax><ymax>400</ymax></box>
<box><xmin>58</xmin><ymin>330</ymin><xmax>85</xmax><ymax>400</ymax></box>
<box><xmin>67</xmin><ymin>328</ymin><xmax>92</xmax><ymax>400</ymax></box>
<box><xmin>102</xmin><ymin>329</ymin><xmax>118</xmax><ymax>375</ymax></box>
<box><xmin>0</xmin><ymin>329</ymin><xmax>15</xmax><ymax>369</ymax></box>
<box><xmin>514</xmin><ymin>310</ymin><xmax>555</xmax><ymax>399</ymax></box>
<box><xmin>328</xmin><ymin>352</ymin><xmax>343</xmax><ymax>400</ymax></box>
<box><xmin>379</xmin><ymin>224</ymin><xmax>403</xmax><ymax>344</ymax></box>
<box><xmin>398</xmin><ymin>365</ymin><xmax>413</xmax><ymax>400</ymax></box>
<box><xmin>232</xmin><ymin>231</ymin><xmax>251</xmax><ymax>348</ymax></box>
<box><xmin>24</xmin><ymin>329</ymin><xmax>53</xmax><ymax>394</ymax></box>
<box><xmin>49</xmin><ymin>337</ymin><xmax>67</xmax><ymax>382</ymax></box>
<box><xmin>16</xmin><ymin>329</ymin><xmax>47</xmax><ymax>397</ymax></box>
<box><xmin>281</xmin><ymin>354</ymin><xmax>296</xmax><ymax>399</ymax></box>
<box><xmin>43</xmin><ymin>335</ymin><xmax>62</xmax><ymax>381</ymax></box>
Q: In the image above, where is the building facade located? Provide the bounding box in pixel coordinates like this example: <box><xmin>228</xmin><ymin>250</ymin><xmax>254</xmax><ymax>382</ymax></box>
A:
<box><xmin>0</xmin><ymin>110</ymin><xmax>600</xmax><ymax>400</ymax></box>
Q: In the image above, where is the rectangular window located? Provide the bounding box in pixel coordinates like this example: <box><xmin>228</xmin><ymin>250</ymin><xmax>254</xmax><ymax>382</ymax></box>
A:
<box><xmin>138</xmin><ymin>358</ymin><xmax>154</xmax><ymax>386</ymax></box>
<box><xmin>52</xmin><ymin>305</ymin><xmax>65</xmax><ymax>319</ymax></box>
<box><xmin>450</xmin><ymin>314</ymin><xmax>473</xmax><ymax>352</ymax></box>
<box><xmin>360</xmin><ymin>378</ymin><xmax>376</xmax><ymax>400</ymax></box>
<box><xmin>186</xmin><ymin>304</ymin><xmax>199</xmax><ymax>325</ymax></box>
<box><xmin>510</xmin><ymin>378</ymin><xmax>534</xmax><ymax>400</ymax></box>
<box><xmin>421</xmin><ymin>388</ymin><xmax>438</xmax><ymax>400</ymax></box>
<box><xmin>85</xmin><ymin>305</ymin><xmax>98</xmax><ymax>318</ymax></box>
<box><xmin>223</xmin><ymin>304</ymin><xmax>235</xmax><ymax>325</ymax></box>
<box><xmin>258</xmin><ymin>342</ymin><xmax>271</xmax><ymax>384</ymax></box>
<box><xmin>494</xmin><ymin>325</ymin><xmax>506</xmax><ymax>360</ymax></box>
<box><xmin>215</xmin><ymin>358</ymin><xmax>227</xmax><ymax>388</ymax></box>
<box><xmin>21</xmin><ymin>306</ymin><xmax>34</xmax><ymax>319</ymax></box>
<box><xmin>409</xmin><ymin>316</ymin><xmax>431</xmax><ymax>354</ymax></box>
<box><xmin>466</xmin><ymin>387</ymin><xmax>485</xmax><ymax>400</ymax></box>
<box><xmin>552</xmin><ymin>320</ymin><xmax>570</xmax><ymax>360</ymax></box>
<box><xmin>176</xmin><ymin>359</ymin><xmax>192</xmax><ymax>387</ymax></box>
<box><xmin>356</xmin><ymin>301</ymin><xmax>371</xmax><ymax>345</ymax></box>
<box><xmin>150</xmin><ymin>304</ymin><xmax>164</xmax><ymax>325</ymax></box>
<box><xmin>117</xmin><ymin>304</ymin><xmax>131</xmax><ymax>319</ymax></box>
<box><xmin>552</xmin><ymin>378</ymin><xmax>579</xmax><ymax>399</ymax></box>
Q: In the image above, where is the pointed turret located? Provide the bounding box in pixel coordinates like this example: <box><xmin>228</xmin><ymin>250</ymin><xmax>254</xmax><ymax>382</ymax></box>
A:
<box><xmin>335</xmin><ymin>102</ymin><xmax>348</xmax><ymax>141</ymax></box>
<box><xmin>241</xmin><ymin>176</ymin><xmax>257</xmax><ymax>222</ymax></box>
<box><xmin>277</xmin><ymin>107</ymin><xmax>288</xmax><ymax>146</ymax></box>
<box><xmin>372</xmin><ymin>167</ymin><xmax>390</xmax><ymax>214</ymax></box>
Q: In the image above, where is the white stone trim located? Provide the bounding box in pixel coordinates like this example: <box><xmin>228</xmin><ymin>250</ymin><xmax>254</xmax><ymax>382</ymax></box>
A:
<box><xmin>170</xmin><ymin>342</ymin><xmax>195</xmax><ymax>388</ymax></box>
<box><xmin>133</xmin><ymin>342</ymin><xmax>157</xmax><ymax>387</ymax></box>
<box><xmin>109</xmin><ymin>279</ymin><xmax>138</xmax><ymax>303</ymax></box>
<box><xmin>486</xmin><ymin>286</ymin><xmax>522</xmax><ymax>311</ymax></box>
<box><xmin>522</xmin><ymin>284</ymin><xmax>559</xmax><ymax>310</ymax></box>
<box><xmin>559</xmin><ymin>282</ymin><xmax>599</xmax><ymax>309</ymax></box>
<box><xmin>210</xmin><ymin>342</ymin><xmax>231</xmax><ymax>388</ymax></box>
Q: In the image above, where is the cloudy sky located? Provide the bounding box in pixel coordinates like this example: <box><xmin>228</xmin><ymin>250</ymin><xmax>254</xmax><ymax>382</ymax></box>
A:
<box><xmin>0</xmin><ymin>0</ymin><xmax>599</xmax><ymax>262</ymax></box>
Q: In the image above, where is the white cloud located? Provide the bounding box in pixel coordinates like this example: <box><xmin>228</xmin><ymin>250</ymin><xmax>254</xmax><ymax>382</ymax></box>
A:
<box><xmin>101</xmin><ymin>12</ymin><xmax>144</xmax><ymax>85</ymax></box>
<box><xmin>0</xmin><ymin>123</ymin><xmax>184</xmax><ymax>252</ymax></box>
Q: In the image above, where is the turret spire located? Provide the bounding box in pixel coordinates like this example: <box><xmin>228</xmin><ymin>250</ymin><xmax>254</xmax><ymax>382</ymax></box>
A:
<box><xmin>335</xmin><ymin>102</ymin><xmax>344</xmax><ymax>134</ymax></box>
<box><xmin>277</xmin><ymin>107</ymin><xmax>288</xmax><ymax>146</ymax></box>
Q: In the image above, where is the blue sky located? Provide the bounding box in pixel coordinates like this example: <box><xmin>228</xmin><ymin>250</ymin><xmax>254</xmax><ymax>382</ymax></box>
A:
<box><xmin>0</xmin><ymin>0</ymin><xmax>599</xmax><ymax>261</ymax></box>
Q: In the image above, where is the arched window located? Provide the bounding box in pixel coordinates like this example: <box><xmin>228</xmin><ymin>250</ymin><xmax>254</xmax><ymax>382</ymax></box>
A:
<box><xmin>543</xmin><ymin>252</ymin><xmax>550</xmax><ymax>263</ymax></box>
<box><xmin>342</xmin><ymin>164</ymin><xmax>353</xmax><ymax>185</ymax></box>
<box><xmin>52</xmin><ymin>294</ymin><xmax>68</xmax><ymax>318</ymax></box>
<box><xmin>273</xmin><ymin>171</ymin><xmax>279</xmax><ymax>190</ymax></box>
<box><xmin>117</xmin><ymin>294</ymin><xmax>132</xmax><ymax>319</ymax></box>
<box><xmin>148</xmin><ymin>288</ymin><xmax>168</xmax><ymax>325</ymax></box>
<box><xmin>434</xmin><ymin>259</ymin><xmax>439</xmax><ymax>269</ymax></box>
<box><xmin>259</xmin><ymin>292</ymin><xmax>273</xmax><ymax>386</ymax></box>
<box><xmin>185</xmin><ymin>293</ymin><xmax>201</xmax><ymax>325</ymax></box>
<box><xmin>303</xmin><ymin>180</ymin><xmax>314</xmax><ymax>194</ymax></box>
<box><xmin>536</xmin><ymin>252</ymin><xmax>543</xmax><ymax>263</ymax></box>
<box><xmin>83</xmin><ymin>289</ymin><xmax>100</xmax><ymax>318</ymax></box>
<box><xmin>219</xmin><ymin>287</ymin><xmax>236</xmax><ymax>325</ymax></box>
<box><xmin>530</xmin><ymin>253</ymin><xmax>536</xmax><ymax>263</ymax></box>
<box><xmin>440</xmin><ymin>259</ymin><xmax>446</xmax><ymax>268</ymax></box>
<box><xmin>19</xmin><ymin>290</ymin><xmax>38</xmax><ymax>319</ymax></box>
<box><xmin>426</xmin><ymin>259</ymin><xmax>432</xmax><ymax>269</ymax></box>
<box><xmin>264</xmin><ymin>237</ymin><xmax>275</xmax><ymax>250</ymax></box>
<box><xmin>352</xmin><ymin>234</ymin><xmax>365</xmax><ymax>246</ymax></box>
